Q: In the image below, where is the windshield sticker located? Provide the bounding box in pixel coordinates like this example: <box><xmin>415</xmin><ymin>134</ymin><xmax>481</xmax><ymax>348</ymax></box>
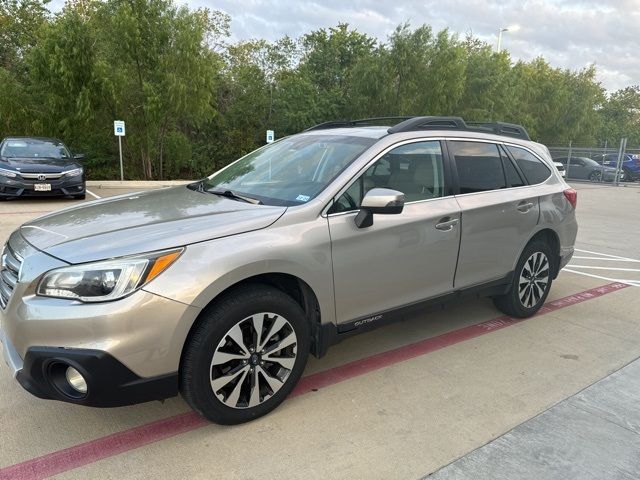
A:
<box><xmin>295</xmin><ymin>194</ymin><xmax>310</xmax><ymax>202</ymax></box>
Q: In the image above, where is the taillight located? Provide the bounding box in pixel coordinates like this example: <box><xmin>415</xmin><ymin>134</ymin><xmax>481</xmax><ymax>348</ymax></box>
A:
<box><xmin>563</xmin><ymin>188</ymin><xmax>577</xmax><ymax>209</ymax></box>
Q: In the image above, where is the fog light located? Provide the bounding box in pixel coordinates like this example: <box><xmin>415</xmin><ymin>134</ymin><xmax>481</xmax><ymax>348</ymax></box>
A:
<box><xmin>65</xmin><ymin>367</ymin><xmax>87</xmax><ymax>394</ymax></box>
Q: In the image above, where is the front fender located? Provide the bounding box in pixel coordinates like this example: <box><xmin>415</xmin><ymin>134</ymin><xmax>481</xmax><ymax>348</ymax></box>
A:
<box><xmin>143</xmin><ymin>219</ymin><xmax>336</xmax><ymax>327</ymax></box>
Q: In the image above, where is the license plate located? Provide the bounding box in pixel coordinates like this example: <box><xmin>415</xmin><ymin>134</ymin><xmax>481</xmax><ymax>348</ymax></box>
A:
<box><xmin>34</xmin><ymin>183</ymin><xmax>51</xmax><ymax>191</ymax></box>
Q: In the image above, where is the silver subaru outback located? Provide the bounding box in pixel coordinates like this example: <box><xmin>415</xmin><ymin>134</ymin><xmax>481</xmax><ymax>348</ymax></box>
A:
<box><xmin>0</xmin><ymin>117</ymin><xmax>577</xmax><ymax>424</ymax></box>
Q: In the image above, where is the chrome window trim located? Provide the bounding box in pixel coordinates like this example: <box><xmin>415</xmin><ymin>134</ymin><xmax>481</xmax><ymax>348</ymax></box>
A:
<box><xmin>322</xmin><ymin>135</ymin><xmax>555</xmax><ymax>217</ymax></box>
<box><xmin>325</xmin><ymin>195</ymin><xmax>448</xmax><ymax>218</ymax></box>
<box><xmin>439</xmin><ymin>138</ymin><xmax>555</xmax><ymax>199</ymax></box>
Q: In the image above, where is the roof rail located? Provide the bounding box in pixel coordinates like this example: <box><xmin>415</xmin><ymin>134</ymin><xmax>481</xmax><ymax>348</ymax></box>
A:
<box><xmin>388</xmin><ymin>116</ymin><xmax>531</xmax><ymax>140</ymax></box>
<box><xmin>387</xmin><ymin>116</ymin><xmax>467</xmax><ymax>134</ymax></box>
<box><xmin>465</xmin><ymin>121</ymin><xmax>531</xmax><ymax>140</ymax></box>
<box><xmin>305</xmin><ymin>115</ymin><xmax>531</xmax><ymax>141</ymax></box>
<box><xmin>304</xmin><ymin>116</ymin><xmax>413</xmax><ymax>132</ymax></box>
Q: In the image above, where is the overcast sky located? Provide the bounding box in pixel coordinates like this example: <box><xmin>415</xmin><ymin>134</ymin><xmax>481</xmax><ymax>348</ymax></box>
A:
<box><xmin>50</xmin><ymin>0</ymin><xmax>639</xmax><ymax>91</ymax></box>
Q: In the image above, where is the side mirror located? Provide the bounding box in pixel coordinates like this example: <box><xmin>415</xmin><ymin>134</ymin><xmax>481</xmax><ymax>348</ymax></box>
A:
<box><xmin>73</xmin><ymin>153</ymin><xmax>85</xmax><ymax>160</ymax></box>
<box><xmin>355</xmin><ymin>188</ymin><xmax>405</xmax><ymax>228</ymax></box>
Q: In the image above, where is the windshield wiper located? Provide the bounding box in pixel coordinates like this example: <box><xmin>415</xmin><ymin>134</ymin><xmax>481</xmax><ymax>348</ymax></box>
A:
<box><xmin>208</xmin><ymin>188</ymin><xmax>263</xmax><ymax>205</ymax></box>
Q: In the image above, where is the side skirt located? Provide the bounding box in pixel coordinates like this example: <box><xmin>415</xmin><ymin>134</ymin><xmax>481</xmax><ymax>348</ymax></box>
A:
<box><xmin>315</xmin><ymin>273</ymin><xmax>513</xmax><ymax>357</ymax></box>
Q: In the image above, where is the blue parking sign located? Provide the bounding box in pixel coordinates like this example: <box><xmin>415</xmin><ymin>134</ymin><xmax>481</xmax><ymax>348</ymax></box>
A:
<box><xmin>114</xmin><ymin>120</ymin><xmax>126</xmax><ymax>136</ymax></box>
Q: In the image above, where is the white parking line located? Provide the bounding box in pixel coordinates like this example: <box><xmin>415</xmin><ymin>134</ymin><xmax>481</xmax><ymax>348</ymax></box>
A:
<box><xmin>563</xmin><ymin>269</ymin><xmax>640</xmax><ymax>287</ymax></box>
<box><xmin>572</xmin><ymin>256</ymin><xmax>640</xmax><ymax>263</ymax></box>
<box><xmin>574</xmin><ymin>248</ymin><xmax>640</xmax><ymax>263</ymax></box>
<box><xmin>565</xmin><ymin>248</ymin><xmax>640</xmax><ymax>286</ymax></box>
<box><xmin>86</xmin><ymin>189</ymin><xmax>101</xmax><ymax>199</ymax></box>
<box><xmin>568</xmin><ymin>266</ymin><xmax>640</xmax><ymax>272</ymax></box>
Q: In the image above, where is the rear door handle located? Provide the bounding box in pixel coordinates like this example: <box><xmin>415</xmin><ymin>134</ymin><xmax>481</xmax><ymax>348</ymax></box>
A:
<box><xmin>435</xmin><ymin>217</ymin><xmax>459</xmax><ymax>231</ymax></box>
<box><xmin>517</xmin><ymin>201</ymin><xmax>535</xmax><ymax>213</ymax></box>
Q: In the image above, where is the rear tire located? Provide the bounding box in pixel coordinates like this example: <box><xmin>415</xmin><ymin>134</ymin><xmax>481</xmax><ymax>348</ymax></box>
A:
<box><xmin>493</xmin><ymin>240</ymin><xmax>554</xmax><ymax>318</ymax></box>
<box><xmin>180</xmin><ymin>284</ymin><xmax>310</xmax><ymax>424</ymax></box>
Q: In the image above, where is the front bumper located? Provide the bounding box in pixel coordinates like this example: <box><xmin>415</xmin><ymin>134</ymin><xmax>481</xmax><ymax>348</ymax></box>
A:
<box><xmin>1</xmin><ymin>230</ymin><xmax>202</xmax><ymax>407</ymax></box>
<box><xmin>13</xmin><ymin>345</ymin><xmax>178</xmax><ymax>407</ymax></box>
<box><xmin>0</xmin><ymin>174</ymin><xmax>85</xmax><ymax>197</ymax></box>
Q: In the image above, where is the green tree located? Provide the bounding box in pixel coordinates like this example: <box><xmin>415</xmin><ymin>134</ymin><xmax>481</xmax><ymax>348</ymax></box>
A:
<box><xmin>300</xmin><ymin>23</ymin><xmax>376</xmax><ymax>119</ymax></box>
<box><xmin>0</xmin><ymin>0</ymin><xmax>49</xmax><ymax>71</ymax></box>
<box><xmin>598</xmin><ymin>86</ymin><xmax>640</xmax><ymax>146</ymax></box>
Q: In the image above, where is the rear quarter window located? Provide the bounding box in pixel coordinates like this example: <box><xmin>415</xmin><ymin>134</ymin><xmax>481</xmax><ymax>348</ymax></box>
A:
<box><xmin>506</xmin><ymin>146</ymin><xmax>551</xmax><ymax>184</ymax></box>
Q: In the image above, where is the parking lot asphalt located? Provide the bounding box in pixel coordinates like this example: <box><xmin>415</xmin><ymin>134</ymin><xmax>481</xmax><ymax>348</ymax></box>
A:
<box><xmin>0</xmin><ymin>182</ymin><xmax>639</xmax><ymax>479</ymax></box>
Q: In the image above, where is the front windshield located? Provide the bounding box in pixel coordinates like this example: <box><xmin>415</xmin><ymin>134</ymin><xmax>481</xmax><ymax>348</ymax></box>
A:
<box><xmin>1</xmin><ymin>139</ymin><xmax>70</xmax><ymax>160</ymax></box>
<box><xmin>201</xmin><ymin>134</ymin><xmax>376</xmax><ymax>206</ymax></box>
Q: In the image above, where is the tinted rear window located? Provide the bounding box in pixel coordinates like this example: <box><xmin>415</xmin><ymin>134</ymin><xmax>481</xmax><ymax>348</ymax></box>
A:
<box><xmin>507</xmin><ymin>146</ymin><xmax>551</xmax><ymax>184</ymax></box>
<box><xmin>450</xmin><ymin>141</ymin><xmax>505</xmax><ymax>193</ymax></box>
<box><xmin>501</xmin><ymin>147</ymin><xmax>525</xmax><ymax>187</ymax></box>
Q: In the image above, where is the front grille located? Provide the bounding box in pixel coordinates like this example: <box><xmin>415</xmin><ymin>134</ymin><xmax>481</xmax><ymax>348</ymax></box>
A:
<box><xmin>19</xmin><ymin>172</ymin><xmax>63</xmax><ymax>180</ymax></box>
<box><xmin>0</xmin><ymin>243</ymin><xmax>22</xmax><ymax>309</ymax></box>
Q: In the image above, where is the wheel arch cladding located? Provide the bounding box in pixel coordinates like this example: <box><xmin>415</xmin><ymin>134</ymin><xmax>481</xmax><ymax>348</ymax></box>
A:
<box><xmin>179</xmin><ymin>273</ymin><xmax>323</xmax><ymax>372</ymax></box>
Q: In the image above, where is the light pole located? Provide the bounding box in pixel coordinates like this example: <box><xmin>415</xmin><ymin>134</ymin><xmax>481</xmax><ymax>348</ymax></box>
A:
<box><xmin>497</xmin><ymin>27</ymin><xmax>509</xmax><ymax>51</ymax></box>
<box><xmin>497</xmin><ymin>25</ymin><xmax>519</xmax><ymax>51</ymax></box>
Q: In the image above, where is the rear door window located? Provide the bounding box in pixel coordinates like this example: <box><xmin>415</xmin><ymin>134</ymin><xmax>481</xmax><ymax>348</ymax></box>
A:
<box><xmin>450</xmin><ymin>141</ymin><xmax>506</xmax><ymax>193</ymax></box>
<box><xmin>507</xmin><ymin>146</ymin><xmax>552</xmax><ymax>184</ymax></box>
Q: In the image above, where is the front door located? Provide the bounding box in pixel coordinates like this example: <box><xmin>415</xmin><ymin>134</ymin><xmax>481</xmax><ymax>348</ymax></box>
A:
<box><xmin>327</xmin><ymin>140</ymin><xmax>461</xmax><ymax>325</ymax></box>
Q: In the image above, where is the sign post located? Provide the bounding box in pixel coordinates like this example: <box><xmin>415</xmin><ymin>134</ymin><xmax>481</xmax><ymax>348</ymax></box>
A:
<box><xmin>266</xmin><ymin>130</ymin><xmax>274</xmax><ymax>144</ymax></box>
<box><xmin>114</xmin><ymin>120</ymin><xmax>125</xmax><ymax>181</ymax></box>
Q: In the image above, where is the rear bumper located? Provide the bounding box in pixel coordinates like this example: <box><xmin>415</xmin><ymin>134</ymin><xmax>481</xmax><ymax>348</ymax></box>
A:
<box><xmin>14</xmin><ymin>345</ymin><xmax>178</xmax><ymax>407</ymax></box>
<box><xmin>558</xmin><ymin>246</ymin><xmax>574</xmax><ymax>273</ymax></box>
<box><xmin>0</xmin><ymin>175</ymin><xmax>85</xmax><ymax>197</ymax></box>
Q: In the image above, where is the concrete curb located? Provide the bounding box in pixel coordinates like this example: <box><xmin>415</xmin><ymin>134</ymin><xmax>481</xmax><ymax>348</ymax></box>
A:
<box><xmin>86</xmin><ymin>180</ymin><xmax>192</xmax><ymax>189</ymax></box>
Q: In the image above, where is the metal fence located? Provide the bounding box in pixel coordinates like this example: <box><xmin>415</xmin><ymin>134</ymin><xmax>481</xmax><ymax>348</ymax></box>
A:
<box><xmin>546</xmin><ymin>139</ymin><xmax>638</xmax><ymax>185</ymax></box>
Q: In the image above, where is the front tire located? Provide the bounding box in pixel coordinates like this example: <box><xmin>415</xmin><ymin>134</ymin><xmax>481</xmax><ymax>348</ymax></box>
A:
<box><xmin>589</xmin><ymin>171</ymin><xmax>602</xmax><ymax>182</ymax></box>
<box><xmin>180</xmin><ymin>284</ymin><xmax>310</xmax><ymax>424</ymax></box>
<box><xmin>493</xmin><ymin>240</ymin><xmax>554</xmax><ymax>318</ymax></box>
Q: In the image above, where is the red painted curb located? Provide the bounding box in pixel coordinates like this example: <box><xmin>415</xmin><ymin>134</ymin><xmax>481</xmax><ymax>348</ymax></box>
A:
<box><xmin>0</xmin><ymin>282</ymin><xmax>628</xmax><ymax>480</ymax></box>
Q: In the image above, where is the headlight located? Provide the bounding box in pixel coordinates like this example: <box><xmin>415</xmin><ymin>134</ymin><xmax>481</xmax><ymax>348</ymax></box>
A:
<box><xmin>37</xmin><ymin>249</ymin><xmax>183</xmax><ymax>302</ymax></box>
<box><xmin>0</xmin><ymin>167</ymin><xmax>17</xmax><ymax>178</ymax></box>
<box><xmin>63</xmin><ymin>168</ymin><xmax>83</xmax><ymax>177</ymax></box>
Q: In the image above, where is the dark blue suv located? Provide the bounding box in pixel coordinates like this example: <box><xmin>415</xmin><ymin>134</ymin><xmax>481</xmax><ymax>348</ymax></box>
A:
<box><xmin>592</xmin><ymin>153</ymin><xmax>640</xmax><ymax>182</ymax></box>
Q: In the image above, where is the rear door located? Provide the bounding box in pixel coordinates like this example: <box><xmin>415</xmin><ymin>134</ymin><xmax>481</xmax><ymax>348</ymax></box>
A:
<box><xmin>450</xmin><ymin>140</ymin><xmax>540</xmax><ymax>289</ymax></box>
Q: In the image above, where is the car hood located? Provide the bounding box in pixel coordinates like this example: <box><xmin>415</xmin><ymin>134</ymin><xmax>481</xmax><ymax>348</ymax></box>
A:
<box><xmin>1</xmin><ymin>157</ymin><xmax>80</xmax><ymax>173</ymax></box>
<box><xmin>20</xmin><ymin>186</ymin><xmax>287</xmax><ymax>263</ymax></box>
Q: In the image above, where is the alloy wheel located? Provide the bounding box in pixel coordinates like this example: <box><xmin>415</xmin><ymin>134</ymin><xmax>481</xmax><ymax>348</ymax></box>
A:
<box><xmin>210</xmin><ymin>312</ymin><xmax>297</xmax><ymax>409</ymax></box>
<box><xmin>518</xmin><ymin>252</ymin><xmax>550</xmax><ymax>308</ymax></box>
<box><xmin>589</xmin><ymin>171</ymin><xmax>602</xmax><ymax>182</ymax></box>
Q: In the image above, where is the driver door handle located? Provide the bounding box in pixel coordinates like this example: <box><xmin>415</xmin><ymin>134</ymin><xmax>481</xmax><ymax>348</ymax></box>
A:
<box><xmin>435</xmin><ymin>217</ymin><xmax>459</xmax><ymax>231</ymax></box>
